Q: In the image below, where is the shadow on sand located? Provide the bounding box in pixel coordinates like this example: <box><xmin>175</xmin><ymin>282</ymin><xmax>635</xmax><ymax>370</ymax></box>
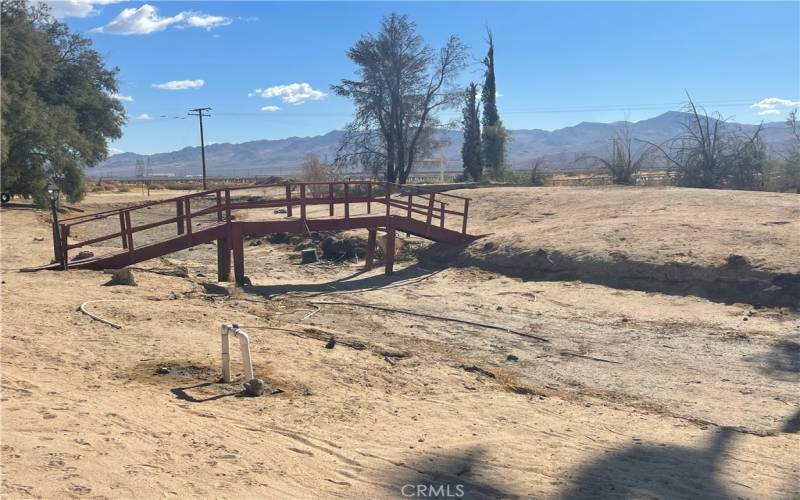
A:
<box><xmin>561</xmin><ymin>339</ymin><xmax>800</xmax><ymax>499</ymax></box>
<box><xmin>242</xmin><ymin>263</ymin><xmax>444</xmax><ymax>299</ymax></box>
<box><xmin>380</xmin><ymin>446</ymin><xmax>515</xmax><ymax>499</ymax></box>
<box><xmin>170</xmin><ymin>382</ymin><xmax>242</xmax><ymax>403</ymax></box>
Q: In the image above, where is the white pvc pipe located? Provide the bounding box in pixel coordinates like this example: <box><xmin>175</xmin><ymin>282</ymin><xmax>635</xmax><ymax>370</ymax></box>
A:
<box><xmin>220</xmin><ymin>323</ymin><xmax>254</xmax><ymax>383</ymax></box>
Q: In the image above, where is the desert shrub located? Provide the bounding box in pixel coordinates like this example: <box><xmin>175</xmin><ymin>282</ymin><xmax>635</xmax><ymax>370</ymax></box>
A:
<box><xmin>651</xmin><ymin>95</ymin><xmax>768</xmax><ymax>190</ymax></box>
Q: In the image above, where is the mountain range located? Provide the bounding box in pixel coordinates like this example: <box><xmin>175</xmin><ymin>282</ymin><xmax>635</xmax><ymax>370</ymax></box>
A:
<box><xmin>93</xmin><ymin>111</ymin><xmax>794</xmax><ymax>178</ymax></box>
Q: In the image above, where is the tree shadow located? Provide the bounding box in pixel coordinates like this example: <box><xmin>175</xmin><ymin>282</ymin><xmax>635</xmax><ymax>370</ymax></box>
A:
<box><xmin>561</xmin><ymin>410</ymin><xmax>800</xmax><ymax>499</ymax></box>
<box><xmin>758</xmin><ymin>336</ymin><xmax>800</xmax><ymax>381</ymax></box>
<box><xmin>379</xmin><ymin>446</ymin><xmax>515</xmax><ymax>499</ymax></box>
<box><xmin>243</xmin><ymin>263</ymin><xmax>444</xmax><ymax>299</ymax></box>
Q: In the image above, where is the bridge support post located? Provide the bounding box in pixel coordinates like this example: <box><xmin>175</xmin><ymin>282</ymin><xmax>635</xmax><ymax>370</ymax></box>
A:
<box><xmin>384</xmin><ymin>222</ymin><xmax>395</xmax><ymax>276</ymax></box>
<box><xmin>232</xmin><ymin>226</ymin><xmax>245</xmax><ymax>286</ymax></box>
<box><xmin>364</xmin><ymin>229</ymin><xmax>377</xmax><ymax>271</ymax></box>
<box><xmin>217</xmin><ymin>238</ymin><xmax>231</xmax><ymax>282</ymax></box>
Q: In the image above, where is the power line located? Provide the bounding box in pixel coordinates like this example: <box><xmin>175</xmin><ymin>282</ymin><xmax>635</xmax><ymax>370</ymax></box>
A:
<box><xmin>135</xmin><ymin>98</ymin><xmax>782</xmax><ymax>121</ymax></box>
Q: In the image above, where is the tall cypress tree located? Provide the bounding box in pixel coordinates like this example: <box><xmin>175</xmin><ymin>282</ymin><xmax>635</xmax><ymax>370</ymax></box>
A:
<box><xmin>481</xmin><ymin>31</ymin><xmax>507</xmax><ymax>179</ymax></box>
<box><xmin>461</xmin><ymin>83</ymin><xmax>482</xmax><ymax>181</ymax></box>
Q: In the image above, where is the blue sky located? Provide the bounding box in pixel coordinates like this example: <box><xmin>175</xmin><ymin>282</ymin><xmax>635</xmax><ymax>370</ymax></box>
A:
<box><xmin>51</xmin><ymin>1</ymin><xmax>800</xmax><ymax>155</ymax></box>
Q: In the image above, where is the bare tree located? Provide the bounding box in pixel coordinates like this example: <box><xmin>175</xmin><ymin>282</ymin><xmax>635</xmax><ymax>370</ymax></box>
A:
<box><xmin>646</xmin><ymin>94</ymin><xmax>729</xmax><ymax>188</ymax></box>
<box><xmin>779</xmin><ymin>108</ymin><xmax>800</xmax><ymax>192</ymax></box>
<box><xmin>646</xmin><ymin>93</ymin><xmax>767</xmax><ymax>190</ymax></box>
<box><xmin>529</xmin><ymin>157</ymin><xmax>546</xmax><ymax>186</ymax></box>
<box><xmin>726</xmin><ymin>124</ymin><xmax>767</xmax><ymax>190</ymax></box>
<box><xmin>332</xmin><ymin>13</ymin><xmax>468</xmax><ymax>184</ymax></box>
<box><xmin>300</xmin><ymin>153</ymin><xmax>333</xmax><ymax>195</ymax></box>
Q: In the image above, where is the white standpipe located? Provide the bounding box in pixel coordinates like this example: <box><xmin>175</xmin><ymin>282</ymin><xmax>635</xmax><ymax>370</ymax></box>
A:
<box><xmin>220</xmin><ymin>323</ymin><xmax>254</xmax><ymax>383</ymax></box>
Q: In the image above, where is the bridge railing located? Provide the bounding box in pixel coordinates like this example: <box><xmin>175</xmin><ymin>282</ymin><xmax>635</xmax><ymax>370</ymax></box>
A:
<box><xmin>55</xmin><ymin>181</ymin><xmax>471</xmax><ymax>267</ymax></box>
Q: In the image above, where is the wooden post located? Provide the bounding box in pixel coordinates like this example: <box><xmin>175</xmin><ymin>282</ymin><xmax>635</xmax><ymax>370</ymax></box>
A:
<box><xmin>60</xmin><ymin>225</ymin><xmax>70</xmax><ymax>271</ymax></box>
<box><xmin>285</xmin><ymin>183</ymin><xmax>293</xmax><ymax>217</ymax></box>
<box><xmin>461</xmin><ymin>199</ymin><xmax>469</xmax><ymax>235</ymax></box>
<box><xmin>365</xmin><ymin>229</ymin><xmax>377</xmax><ymax>271</ymax></box>
<box><xmin>220</xmin><ymin>188</ymin><xmax>233</xmax><ymax>282</ymax></box>
<box><xmin>217</xmin><ymin>237</ymin><xmax>231</xmax><ymax>282</ymax></box>
<box><xmin>384</xmin><ymin>222</ymin><xmax>395</xmax><ymax>276</ymax></box>
<box><xmin>224</xmin><ymin>189</ymin><xmax>232</xmax><ymax>224</ymax></box>
<box><xmin>216</xmin><ymin>191</ymin><xmax>222</xmax><ymax>222</ymax></box>
<box><xmin>407</xmin><ymin>195</ymin><xmax>412</xmax><ymax>218</ymax></box>
<box><xmin>367</xmin><ymin>183</ymin><xmax>372</xmax><ymax>214</ymax></box>
<box><xmin>119</xmin><ymin>212</ymin><xmax>128</xmax><ymax>249</ymax></box>
<box><xmin>176</xmin><ymin>199</ymin><xmax>185</xmax><ymax>235</ymax></box>
<box><xmin>426</xmin><ymin>193</ymin><xmax>435</xmax><ymax>226</ymax></box>
<box><xmin>384</xmin><ymin>182</ymin><xmax>391</xmax><ymax>217</ymax></box>
<box><xmin>184</xmin><ymin>198</ymin><xmax>192</xmax><ymax>235</ymax></box>
<box><xmin>123</xmin><ymin>211</ymin><xmax>134</xmax><ymax>259</ymax></box>
<box><xmin>329</xmin><ymin>183</ymin><xmax>334</xmax><ymax>216</ymax></box>
<box><xmin>439</xmin><ymin>201</ymin><xmax>445</xmax><ymax>228</ymax></box>
<box><xmin>300</xmin><ymin>183</ymin><xmax>306</xmax><ymax>220</ymax></box>
<box><xmin>344</xmin><ymin>183</ymin><xmax>350</xmax><ymax>220</ymax></box>
<box><xmin>232</xmin><ymin>225</ymin><xmax>245</xmax><ymax>286</ymax></box>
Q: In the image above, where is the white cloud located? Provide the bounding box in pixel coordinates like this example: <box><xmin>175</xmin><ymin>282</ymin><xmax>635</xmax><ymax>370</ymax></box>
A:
<box><xmin>260</xmin><ymin>106</ymin><xmax>280</xmax><ymax>112</ymax></box>
<box><xmin>133</xmin><ymin>113</ymin><xmax>153</xmax><ymax>120</ymax></box>
<box><xmin>46</xmin><ymin>0</ymin><xmax>122</xmax><ymax>19</ymax></box>
<box><xmin>180</xmin><ymin>13</ymin><xmax>232</xmax><ymax>30</ymax></box>
<box><xmin>249</xmin><ymin>83</ymin><xmax>327</xmax><ymax>105</ymax></box>
<box><xmin>111</xmin><ymin>93</ymin><xmax>134</xmax><ymax>102</ymax></box>
<box><xmin>92</xmin><ymin>4</ymin><xmax>231</xmax><ymax>35</ymax></box>
<box><xmin>750</xmin><ymin>97</ymin><xmax>799</xmax><ymax>116</ymax></box>
<box><xmin>151</xmin><ymin>79</ymin><xmax>205</xmax><ymax>91</ymax></box>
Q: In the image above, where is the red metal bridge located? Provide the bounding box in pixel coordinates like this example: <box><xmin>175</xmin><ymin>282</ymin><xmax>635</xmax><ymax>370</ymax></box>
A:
<box><xmin>37</xmin><ymin>181</ymin><xmax>472</xmax><ymax>285</ymax></box>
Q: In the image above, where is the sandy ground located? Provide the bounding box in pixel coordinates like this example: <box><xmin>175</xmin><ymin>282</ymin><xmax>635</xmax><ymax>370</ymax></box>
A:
<box><xmin>459</xmin><ymin>186</ymin><xmax>799</xmax><ymax>272</ymax></box>
<box><xmin>2</xmin><ymin>186</ymin><xmax>799</xmax><ymax>499</ymax></box>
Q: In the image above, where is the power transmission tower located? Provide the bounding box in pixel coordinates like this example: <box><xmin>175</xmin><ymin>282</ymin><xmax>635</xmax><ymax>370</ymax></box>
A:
<box><xmin>188</xmin><ymin>107</ymin><xmax>212</xmax><ymax>189</ymax></box>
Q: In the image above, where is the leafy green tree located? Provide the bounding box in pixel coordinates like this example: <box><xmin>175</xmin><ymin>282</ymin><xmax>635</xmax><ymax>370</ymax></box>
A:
<box><xmin>1</xmin><ymin>0</ymin><xmax>125</xmax><ymax>203</ymax></box>
<box><xmin>461</xmin><ymin>82</ymin><xmax>482</xmax><ymax>181</ymax></box>
<box><xmin>333</xmin><ymin>13</ymin><xmax>467</xmax><ymax>184</ymax></box>
<box><xmin>480</xmin><ymin>31</ymin><xmax>508</xmax><ymax>179</ymax></box>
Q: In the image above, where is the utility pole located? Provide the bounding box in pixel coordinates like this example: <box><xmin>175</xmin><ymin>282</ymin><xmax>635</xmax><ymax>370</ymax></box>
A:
<box><xmin>189</xmin><ymin>107</ymin><xmax>212</xmax><ymax>189</ymax></box>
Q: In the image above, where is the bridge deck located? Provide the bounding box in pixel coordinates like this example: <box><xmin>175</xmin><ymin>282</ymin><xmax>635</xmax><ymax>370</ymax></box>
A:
<box><xmin>33</xmin><ymin>181</ymin><xmax>472</xmax><ymax>285</ymax></box>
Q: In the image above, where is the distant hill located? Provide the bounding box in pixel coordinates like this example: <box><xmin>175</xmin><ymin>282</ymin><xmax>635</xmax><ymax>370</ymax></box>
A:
<box><xmin>92</xmin><ymin>111</ymin><xmax>793</xmax><ymax>178</ymax></box>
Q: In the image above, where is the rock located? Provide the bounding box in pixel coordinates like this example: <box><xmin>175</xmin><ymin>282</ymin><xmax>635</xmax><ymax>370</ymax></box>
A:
<box><xmin>269</xmin><ymin>232</ymin><xmax>289</xmax><ymax>244</ymax></box>
<box><xmin>109</xmin><ymin>268</ymin><xmax>137</xmax><ymax>286</ymax></box>
<box><xmin>506</xmin><ymin>354</ymin><xmax>519</xmax><ymax>362</ymax></box>
<box><xmin>73</xmin><ymin>250</ymin><xmax>94</xmax><ymax>261</ymax></box>
<box><xmin>33</xmin><ymin>237</ymin><xmax>45</xmax><ymax>242</ymax></box>
<box><xmin>156</xmin><ymin>366</ymin><xmax>170</xmax><ymax>375</ymax></box>
<box><xmin>243</xmin><ymin>378</ymin><xmax>266</xmax><ymax>396</ymax></box>
<box><xmin>273</xmin><ymin>208</ymin><xmax>287</xmax><ymax>214</ymax></box>
<box><xmin>301</xmin><ymin>248</ymin><xmax>318</xmax><ymax>264</ymax></box>
<box><xmin>324</xmin><ymin>337</ymin><xmax>336</xmax><ymax>349</ymax></box>
<box><xmin>321</xmin><ymin>236</ymin><xmax>365</xmax><ymax>260</ymax></box>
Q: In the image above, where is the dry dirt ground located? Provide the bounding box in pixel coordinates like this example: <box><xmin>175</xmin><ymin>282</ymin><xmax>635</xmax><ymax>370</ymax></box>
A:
<box><xmin>1</xmin><ymin>186</ymin><xmax>799</xmax><ymax>499</ymax></box>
